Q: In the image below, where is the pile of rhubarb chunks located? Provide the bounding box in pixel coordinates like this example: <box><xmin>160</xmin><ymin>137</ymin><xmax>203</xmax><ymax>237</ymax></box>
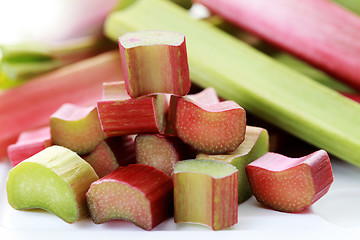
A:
<box><xmin>6</xmin><ymin>30</ymin><xmax>334</xmax><ymax>231</ymax></box>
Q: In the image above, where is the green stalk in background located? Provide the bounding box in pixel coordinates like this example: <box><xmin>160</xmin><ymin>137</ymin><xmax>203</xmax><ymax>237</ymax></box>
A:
<box><xmin>0</xmin><ymin>37</ymin><xmax>116</xmax><ymax>90</ymax></box>
<box><xmin>105</xmin><ymin>0</ymin><xmax>360</xmax><ymax>167</ymax></box>
<box><xmin>273</xmin><ymin>53</ymin><xmax>358</xmax><ymax>94</ymax></box>
<box><xmin>333</xmin><ymin>0</ymin><xmax>360</xmax><ymax>15</ymax></box>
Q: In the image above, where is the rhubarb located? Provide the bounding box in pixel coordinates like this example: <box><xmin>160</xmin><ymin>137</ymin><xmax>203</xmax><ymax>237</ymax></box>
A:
<box><xmin>273</xmin><ymin>53</ymin><xmax>357</xmax><ymax>93</ymax></box>
<box><xmin>104</xmin><ymin>0</ymin><xmax>360</xmax><ymax>167</ymax></box>
<box><xmin>86</xmin><ymin>164</ymin><xmax>173</xmax><ymax>230</ymax></box>
<box><xmin>118</xmin><ymin>30</ymin><xmax>191</xmax><ymax>98</ymax></box>
<box><xmin>50</xmin><ymin>103</ymin><xmax>106</xmax><ymax>155</ymax></box>
<box><xmin>6</xmin><ymin>146</ymin><xmax>99</xmax><ymax>223</ymax></box>
<box><xmin>135</xmin><ymin>134</ymin><xmax>195</xmax><ymax>175</ymax></box>
<box><xmin>246</xmin><ymin>150</ymin><xmax>333</xmax><ymax>212</ymax></box>
<box><xmin>169</xmin><ymin>95</ymin><xmax>246</xmax><ymax>154</ymax></box>
<box><xmin>84</xmin><ymin>136</ymin><xmax>136</xmax><ymax>178</ymax></box>
<box><xmin>195</xmin><ymin>0</ymin><xmax>360</xmax><ymax>91</ymax></box>
<box><xmin>7</xmin><ymin>126</ymin><xmax>52</xmax><ymax>167</ymax></box>
<box><xmin>197</xmin><ymin>126</ymin><xmax>269</xmax><ymax>203</ymax></box>
<box><xmin>102</xmin><ymin>81</ymin><xmax>127</xmax><ymax>100</ymax></box>
<box><xmin>0</xmin><ymin>51</ymin><xmax>123</xmax><ymax>160</ymax></box>
<box><xmin>97</xmin><ymin>88</ymin><xmax>166</xmax><ymax>136</ymax></box>
<box><xmin>173</xmin><ymin>159</ymin><xmax>238</xmax><ymax>230</ymax></box>
<box><xmin>187</xmin><ymin>87</ymin><xmax>220</xmax><ymax>104</ymax></box>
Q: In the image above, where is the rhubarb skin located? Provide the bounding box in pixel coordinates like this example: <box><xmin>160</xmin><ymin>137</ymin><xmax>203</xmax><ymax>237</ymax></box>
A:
<box><xmin>6</xmin><ymin>146</ymin><xmax>99</xmax><ymax>223</ymax></box>
<box><xmin>170</xmin><ymin>95</ymin><xmax>246</xmax><ymax>154</ymax></box>
<box><xmin>86</xmin><ymin>164</ymin><xmax>173</xmax><ymax>230</ymax></box>
<box><xmin>135</xmin><ymin>134</ymin><xmax>195</xmax><ymax>175</ymax></box>
<box><xmin>118</xmin><ymin>30</ymin><xmax>191</xmax><ymax>98</ymax></box>
<box><xmin>0</xmin><ymin>51</ymin><xmax>123</xmax><ymax>160</ymax></box>
<box><xmin>173</xmin><ymin>159</ymin><xmax>238</xmax><ymax>230</ymax></box>
<box><xmin>246</xmin><ymin>150</ymin><xmax>334</xmax><ymax>212</ymax></box>
<box><xmin>97</xmin><ymin>94</ymin><xmax>166</xmax><ymax>137</ymax></box>
<box><xmin>84</xmin><ymin>136</ymin><xmax>136</xmax><ymax>178</ymax></box>
<box><xmin>197</xmin><ymin>126</ymin><xmax>269</xmax><ymax>203</ymax></box>
<box><xmin>7</xmin><ymin>126</ymin><xmax>52</xmax><ymax>167</ymax></box>
<box><xmin>195</xmin><ymin>0</ymin><xmax>360</xmax><ymax>90</ymax></box>
<box><xmin>50</xmin><ymin>103</ymin><xmax>106</xmax><ymax>155</ymax></box>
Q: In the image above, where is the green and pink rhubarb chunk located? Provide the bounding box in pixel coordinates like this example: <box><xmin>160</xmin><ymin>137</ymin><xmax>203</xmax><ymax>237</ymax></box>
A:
<box><xmin>118</xmin><ymin>30</ymin><xmax>191</xmax><ymax>98</ymax></box>
<box><xmin>173</xmin><ymin>159</ymin><xmax>238</xmax><ymax>230</ymax></box>
<box><xmin>6</xmin><ymin>146</ymin><xmax>99</xmax><ymax>223</ymax></box>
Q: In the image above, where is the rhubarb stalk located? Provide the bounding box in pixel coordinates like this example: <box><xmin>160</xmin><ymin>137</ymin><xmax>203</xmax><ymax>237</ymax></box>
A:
<box><xmin>195</xmin><ymin>0</ymin><xmax>360</xmax><ymax>91</ymax></box>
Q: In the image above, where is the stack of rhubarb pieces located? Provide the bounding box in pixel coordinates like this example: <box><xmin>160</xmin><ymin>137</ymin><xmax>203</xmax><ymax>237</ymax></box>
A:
<box><xmin>6</xmin><ymin>30</ymin><xmax>334</xmax><ymax>231</ymax></box>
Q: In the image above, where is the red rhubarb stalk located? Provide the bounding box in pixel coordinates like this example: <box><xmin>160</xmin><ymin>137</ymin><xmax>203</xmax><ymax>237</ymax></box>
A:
<box><xmin>0</xmin><ymin>51</ymin><xmax>123</xmax><ymax>160</ymax></box>
<box><xmin>7</xmin><ymin>126</ymin><xmax>52</xmax><ymax>167</ymax></box>
<box><xmin>195</xmin><ymin>0</ymin><xmax>360</xmax><ymax>90</ymax></box>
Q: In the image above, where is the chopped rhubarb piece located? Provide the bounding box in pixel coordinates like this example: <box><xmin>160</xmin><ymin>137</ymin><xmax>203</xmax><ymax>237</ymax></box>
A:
<box><xmin>0</xmin><ymin>51</ymin><xmax>123</xmax><ymax>159</ymax></box>
<box><xmin>6</xmin><ymin>146</ymin><xmax>99</xmax><ymax>223</ymax></box>
<box><xmin>97</xmin><ymin>92</ymin><xmax>166</xmax><ymax>137</ymax></box>
<box><xmin>246</xmin><ymin>150</ymin><xmax>334</xmax><ymax>212</ymax></box>
<box><xmin>86</xmin><ymin>164</ymin><xmax>173</xmax><ymax>230</ymax></box>
<box><xmin>173</xmin><ymin>159</ymin><xmax>238</xmax><ymax>230</ymax></box>
<box><xmin>7</xmin><ymin>126</ymin><xmax>52</xmax><ymax>167</ymax></box>
<box><xmin>102</xmin><ymin>81</ymin><xmax>127</xmax><ymax>100</ymax></box>
<box><xmin>169</xmin><ymin>95</ymin><xmax>246</xmax><ymax>154</ymax></box>
<box><xmin>118</xmin><ymin>30</ymin><xmax>191</xmax><ymax>98</ymax></box>
<box><xmin>195</xmin><ymin>0</ymin><xmax>360</xmax><ymax>90</ymax></box>
<box><xmin>135</xmin><ymin>134</ymin><xmax>195</xmax><ymax>175</ymax></box>
<box><xmin>50</xmin><ymin>103</ymin><xmax>106</xmax><ymax>155</ymax></box>
<box><xmin>187</xmin><ymin>87</ymin><xmax>220</xmax><ymax>104</ymax></box>
<box><xmin>197</xmin><ymin>126</ymin><xmax>269</xmax><ymax>203</ymax></box>
<box><xmin>164</xmin><ymin>87</ymin><xmax>220</xmax><ymax>135</ymax></box>
<box><xmin>84</xmin><ymin>136</ymin><xmax>136</xmax><ymax>178</ymax></box>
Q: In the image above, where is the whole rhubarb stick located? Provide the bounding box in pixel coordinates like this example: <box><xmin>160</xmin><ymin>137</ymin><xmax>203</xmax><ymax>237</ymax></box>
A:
<box><xmin>195</xmin><ymin>0</ymin><xmax>360</xmax><ymax>90</ymax></box>
<box><xmin>105</xmin><ymin>0</ymin><xmax>360</xmax><ymax>167</ymax></box>
<box><xmin>0</xmin><ymin>51</ymin><xmax>123</xmax><ymax>160</ymax></box>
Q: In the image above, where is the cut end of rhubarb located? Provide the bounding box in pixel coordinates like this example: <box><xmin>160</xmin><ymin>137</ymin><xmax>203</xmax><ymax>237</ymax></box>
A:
<box><xmin>87</xmin><ymin>180</ymin><xmax>152</xmax><ymax>227</ymax></box>
<box><xmin>172</xmin><ymin>96</ymin><xmax>246</xmax><ymax>154</ymax></box>
<box><xmin>118</xmin><ymin>30</ymin><xmax>191</xmax><ymax>98</ymax></box>
<box><xmin>135</xmin><ymin>134</ymin><xmax>191</xmax><ymax>175</ymax></box>
<box><xmin>174</xmin><ymin>159</ymin><xmax>237</xmax><ymax>178</ymax></box>
<box><xmin>246</xmin><ymin>150</ymin><xmax>333</xmax><ymax>212</ymax></box>
<box><xmin>6</xmin><ymin>146</ymin><xmax>99</xmax><ymax>223</ymax></box>
<box><xmin>86</xmin><ymin>164</ymin><xmax>173</xmax><ymax>230</ymax></box>
<box><xmin>119</xmin><ymin>30</ymin><xmax>186</xmax><ymax>48</ymax></box>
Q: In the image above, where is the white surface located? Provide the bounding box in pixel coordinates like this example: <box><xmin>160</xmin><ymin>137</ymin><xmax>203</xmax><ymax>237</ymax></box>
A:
<box><xmin>1</xmin><ymin>158</ymin><xmax>360</xmax><ymax>240</ymax></box>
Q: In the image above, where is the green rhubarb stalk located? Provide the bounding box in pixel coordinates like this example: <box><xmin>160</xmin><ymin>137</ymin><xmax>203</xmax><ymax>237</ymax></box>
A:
<box><xmin>332</xmin><ymin>0</ymin><xmax>360</xmax><ymax>16</ymax></box>
<box><xmin>273</xmin><ymin>53</ymin><xmax>357</xmax><ymax>94</ymax></box>
<box><xmin>105</xmin><ymin>0</ymin><xmax>360</xmax><ymax>167</ymax></box>
<box><xmin>0</xmin><ymin>37</ymin><xmax>116</xmax><ymax>90</ymax></box>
